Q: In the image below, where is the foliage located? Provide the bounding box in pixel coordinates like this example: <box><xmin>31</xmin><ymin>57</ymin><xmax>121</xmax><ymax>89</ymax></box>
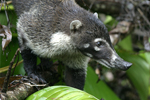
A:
<box><xmin>84</xmin><ymin>67</ymin><xmax>120</xmax><ymax>100</ymax></box>
<box><xmin>0</xmin><ymin>9</ymin><xmax>24</xmax><ymax>75</ymax></box>
<box><xmin>26</xmin><ymin>86</ymin><xmax>99</xmax><ymax>100</ymax></box>
<box><xmin>0</xmin><ymin>1</ymin><xmax>150</xmax><ymax>100</ymax></box>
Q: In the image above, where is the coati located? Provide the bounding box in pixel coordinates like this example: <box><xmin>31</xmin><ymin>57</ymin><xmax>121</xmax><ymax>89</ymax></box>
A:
<box><xmin>12</xmin><ymin>0</ymin><xmax>132</xmax><ymax>90</ymax></box>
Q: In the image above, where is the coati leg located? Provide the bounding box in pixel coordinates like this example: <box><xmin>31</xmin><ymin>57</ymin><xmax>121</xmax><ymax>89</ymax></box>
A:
<box><xmin>21</xmin><ymin>49</ymin><xmax>47</xmax><ymax>83</ymax></box>
<box><xmin>38</xmin><ymin>58</ymin><xmax>53</xmax><ymax>71</ymax></box>
<box><xmin>64</xmin><ymin>66</ymin><xmax>86</xmax><ymax>90</ymax></box>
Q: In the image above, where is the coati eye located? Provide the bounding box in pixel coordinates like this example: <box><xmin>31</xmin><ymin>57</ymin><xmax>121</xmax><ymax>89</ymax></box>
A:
<box><xmin>96</xmin><ymin>41</ymin><xmax>104</xmax><ymax>47</ymax></box>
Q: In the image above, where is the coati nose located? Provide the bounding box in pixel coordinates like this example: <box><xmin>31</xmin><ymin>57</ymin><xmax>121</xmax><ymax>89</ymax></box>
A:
<box><xmin>114</xmin><ymin>57</ymin><xmax>132</xmax><ymax>70</ymax></box>
<box><xmin>122</xmin><ymin>61</ymin><xmax>132</xmax><ymax>70</ymax></box>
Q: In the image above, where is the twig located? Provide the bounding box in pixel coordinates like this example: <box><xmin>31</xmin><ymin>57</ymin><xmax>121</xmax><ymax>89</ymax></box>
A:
<box><xmin>11</xmin><ymin>53</ymin><xmax>20</xmax><ymax>76</ymax></box>
<box><xmin>88</xmin><ymin>0</ymin><xmax>95</xmax><ymax>11</ymax></box>
<box><xmin>127</xmin><ymin>0</ymin><xmax>150</xmax><ymax>26</ymax></box>
<box><xmin>3</xmin><ymin>0</ymin><xmax>10</xmax><ymax>28</ymax></box>
<box><xmin>137</xmin><ymin>8</ymin><xmax>150</xmax><ymax>26</ymax></box>
<box><xmin>0</xmin><ymin>0</ymin><xmax>11</xmax><ymax>28</ymax></box>
<box><xmin>1</xmin><ymin>48</ymin><xmax>20</xmax><ymax>93</ymax></box>
<box><xmin>0</xmin><ymin>0</ymin><xmax>3</xmax><ymax>11</ymax></box>
<box><xmin>81</xmin><ymin>0</ymin><xmax>87</xmax><ymax>6</ymax></box>
<box><xmin>128</xmin><ymin>0</ymin><xmax>137</xmax><ymax>6</ymax></box>
<box><xmin>0</xmin><ymin>1</ymin><xmax>12</xmax><ymax>6</ymax></box>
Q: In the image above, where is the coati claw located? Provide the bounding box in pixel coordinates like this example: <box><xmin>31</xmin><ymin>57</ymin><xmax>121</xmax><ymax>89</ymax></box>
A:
<box><xmin>29</xmin><ymin>73</ymin><xmax>47</xmax><ymax>84</ymax></box>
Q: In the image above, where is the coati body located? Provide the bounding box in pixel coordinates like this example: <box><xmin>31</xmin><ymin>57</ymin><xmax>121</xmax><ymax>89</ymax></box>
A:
<box><xmin>12</xmin><ymin>0</ymin><xmax>132</xmax><ymax>90</ymax></box>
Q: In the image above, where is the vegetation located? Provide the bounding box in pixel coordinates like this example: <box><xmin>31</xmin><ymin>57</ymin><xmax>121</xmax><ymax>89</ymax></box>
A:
<box><xmin>0</xmin><ymin>0</ymin><xmax>150</xmax><ymax>100</ymax></box>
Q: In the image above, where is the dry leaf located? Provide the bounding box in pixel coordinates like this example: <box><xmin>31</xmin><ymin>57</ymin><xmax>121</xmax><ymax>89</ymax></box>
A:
<box><xmin>95</xmin><ymin>65</ymin><xmax>101</xmax><ymax>83</ymax></box>
<box><xmin>143</xmin><ymin>36</ymin><xmax>150</xmax><ymax>51</ymax></box>
<box><xmin>0</xmin><ymin>76</ymin><xmax>22</xmax><ymax>89</ymax></box>
<box><xmin>0</xmin><ymin>24</ymin><xmax>12</xmax><ymax>51</ymax></box>
<box><xmin>109</xmin><ymin>21</ymin><xmax>131</xmax><ymax>34</ymax></box>
<box><xmin>110</xmin><ymin>34</ymin><xmax>120</xmax><ymax>45</ymax></box>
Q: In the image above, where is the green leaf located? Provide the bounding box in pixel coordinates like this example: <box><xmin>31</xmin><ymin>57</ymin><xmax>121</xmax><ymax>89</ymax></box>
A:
<box><xmin>117</xmin><ymin>35</ymin><xmax>133</xmax><ymax>51</ymax></box>
<box><xmin>117</xmin><ymin>50</ymin><xmax>149</xmax><ymax>100</ymax></box>
<box><xmin>149</xmin><ymin>86</ymin><xmax>150</xmax><ymax>95</ymax></box>
<box><xmin>104</xmin><ymin>16</ymin><xmax>117</xmax><ymax>31</ymax></box>
<box><xmin>26</xmin><ymin>86</ymin><xmax>99</xmax><ymax>100</ymax></box>
<box><xmin>139</xmin><ymin>52</ymin><xmax>150</xmax><ymax>65</ymax></box>
<box><xmin>1</xmin><ymin>5</ymin><xmax>14</xmax><ymax>11</ymax></box>
<box><xmin>84</xmin><ymin>67</ymin><xmax>120</xmax><ymax>100</ymax></box>
<box><xmin>0</xmin><ymin>9</ymin><xmax>24</xmax><ymax>75</ymax></box>
<box><xmin>104</xmin><ymin>16</ymin><xmax>113</xmax><ymax>24</ymax></box>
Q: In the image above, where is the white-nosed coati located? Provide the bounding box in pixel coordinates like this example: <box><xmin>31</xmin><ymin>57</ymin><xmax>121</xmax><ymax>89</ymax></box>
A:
<box><xmin>12</xmin><ymin>0</ymin><xmax>132</xmax><ymax>90</ymax></box>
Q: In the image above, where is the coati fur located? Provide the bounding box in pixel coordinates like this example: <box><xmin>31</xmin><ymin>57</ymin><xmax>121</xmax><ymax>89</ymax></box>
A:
<box><xmin>12</xmin><ymin>0</ymin><xmax>132</xmax><ymax>90</ymax></box>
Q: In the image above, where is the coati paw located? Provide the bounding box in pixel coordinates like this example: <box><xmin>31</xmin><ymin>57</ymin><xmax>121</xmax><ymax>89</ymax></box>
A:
<box><xmin>29</xmin><ymin>73</ymin><xmax>47</xmax><ymax>84</ymax></box>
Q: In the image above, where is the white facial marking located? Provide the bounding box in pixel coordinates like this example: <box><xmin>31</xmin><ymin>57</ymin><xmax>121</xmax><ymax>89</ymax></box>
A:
<box><xmin>101</xmin><ymin>59</ymin><xmax>113</xmax><ymax>68</ymax></box>
<box><xmin>94</xmin><ymin>46</ymin><xmax>101</xmax><ymax>51</ymax></box>
<box><xmin>94</xmin><ymin>38</ymin><xmax>103</xmax><ymax>43</ymax></box>
<box><xmin>94</xmin><ymin>38</ymin><xmax>110</xmax><ymax>48</ymax></box>
<box><xmin>111</xmin><ymin>54</ymin><xmax>117</xmax><ymax>61</ymax></box>
<box><xmin>97</xmin><ymin>60</ymin><xmax>110</xmax><ymax>69</ymax></box>
<box><xmin>85</xmin><ymin>53</ymin><xmax>93</xmax><ymax>57</ymax></box>
<box><xmin>94</xmin><ymin>38</ymin><xmax>121</xmax><ymax>69</ymax></box>
<box><xmin>84</xmin><ymin>44</ymin><xmax>90</xmax><ymax>48</ymax></box>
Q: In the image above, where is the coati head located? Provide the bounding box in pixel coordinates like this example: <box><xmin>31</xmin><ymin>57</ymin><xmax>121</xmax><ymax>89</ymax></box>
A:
<box><xmin>69</xmin><ymin>13</ymin><xmax>132</xmax><ymax>70</ymax></box>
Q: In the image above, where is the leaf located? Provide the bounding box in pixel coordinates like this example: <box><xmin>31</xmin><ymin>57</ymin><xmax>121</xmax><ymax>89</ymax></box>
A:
<box><xmin>149</xmin><ymin>86</ymin><xmax>150</xmax><ymax>95</ymax></box>
<box><xmin>104</xmin><ymin>16</ymin><xmax>113</xmax><ymax>24</ymax></box>
<box><xmin>0</xmin><ymin>60</ymin><xmax>23</xmax><ymax>73</ymax></box>
<box><xmin>110</xmin><ymin>34</ymin><xmax>120</xmax><ymax>45</ymax></box>
<box><xmin>109</xmin><ymin>21</ymin><xmax>131</xmax><ymax>34</ymax></box>
<box><xmin>0</xmin><ymin>1</ymin><xmax>14</xmax><ymax>11</ymax></box>
<box><xmin>1</xmin><ymin>5</ymin><xmax>14</xmax><ymax>10</ymax></box>
<box><xmin>0</xmin><ymin>24</ymin><xmax>12</xmax><ymax>51</ymax></box>
<box><xmin>140</xmin><ymin>52</ymin><xmax>150</xmax><ymax>65</ymax></box>
<box><xmin>84</xmin><ymin>67</ymin><xmax>120</xmax><ymax>100</ymax></box>
<box><xmin>26</xmin><ymin>86</ymin><xmax>99</xmax><ymax>100</ymax></box>
<box><xmin>117</xmin><ymin>50</ymin><xmax>149</xmax><ymax>100</ymax></box>
<box><xmin>117</xmin><ymin>35</ymin><xmax>133</xmax><ymax>51</ymax></box>
<box><xmin>0</xmin><ymin>76</ymin><xmax>22</xmax><ymax>89</ymax></box>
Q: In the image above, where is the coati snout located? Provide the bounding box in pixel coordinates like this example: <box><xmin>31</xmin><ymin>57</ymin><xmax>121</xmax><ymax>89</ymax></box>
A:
<box><xmin>79</xmin><ymin>38</ymin><xmax>132</xmax><ymax>70</ymax></box>
<box><xmin>13</xmin><ymin>0</ymin><xmax>132</xmax><ymax>90</ymax></box>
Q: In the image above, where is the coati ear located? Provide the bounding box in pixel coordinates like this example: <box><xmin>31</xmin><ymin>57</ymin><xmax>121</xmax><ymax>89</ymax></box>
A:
<box><xmin>70</xmin><ymin>20</ymin><xmax>82</xmax><ymax>32</ymax></box>
<box><xmin>94</xmin><ymin>12</ymin><xmax>98</xmax><ymax>18</ymax></box>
